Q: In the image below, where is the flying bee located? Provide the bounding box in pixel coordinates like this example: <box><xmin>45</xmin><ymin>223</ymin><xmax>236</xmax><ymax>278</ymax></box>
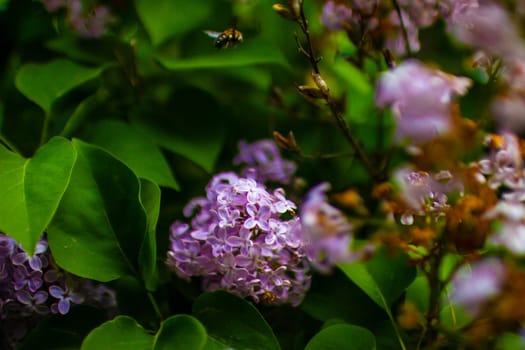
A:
<box><xmin>204</xmin><ymin>28</ymin><xmax>243</xmax><ymax>49</ymax></box>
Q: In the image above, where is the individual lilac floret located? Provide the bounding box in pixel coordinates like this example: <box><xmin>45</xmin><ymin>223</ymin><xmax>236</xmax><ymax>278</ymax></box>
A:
<box><xmin>166</xmin><ymin>172</ymin><xmax>310</xmax><ymax>306</ymax></box>
<box><xmin>384</xmin><ymin>9</ymin><xmax>421</xmax><ymax>56</ymax></box>
<box><xmin>376</xmin><ymin>60</ymin><xmax>471</xmax><ymax>144</ymax></box>
<box><xmin>300</xmin><ymin>183</ymin><xmax>356</xmax><ymax>272</ymax></box>
<box><xmin>393</xmin><ymin>167</ymin><xmax>463</xmax><ymax>225</ymax></box>
<box><xmin>41</xmin><ymin>0</ymin><xmax>67</xmax><ymax>12</ymax></box>
<box><xmin>234</xmin><ymin>139</ymin><xmax>297</xmax><ymax>185</ymax></box>
<box><xmin>320</xmin><ymin>1</ymin><xmax>352</xmax><ymax>31</ymax></box>
<box><xmin>450</xmin><ymin>258</ymin><xmax>506</xmax><ymax>316</ymax></box>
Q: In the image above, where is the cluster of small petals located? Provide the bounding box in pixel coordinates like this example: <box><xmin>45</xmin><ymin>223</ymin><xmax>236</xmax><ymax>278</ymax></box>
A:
<box><xmin>394</xmin><ymin>167</ymin><xmax>462</xmax><ymax>224</ymax></box>
<box><xmin>476</xmin><ymin>132</ymin><xmax>525</xmax><ymax>254</ymax></box>
<box><xmin>446</xmin><ymin>1</ymin><xmax>525</xmax><ymax>59</ymax></box>
<box><xmin>376</xmin><ymin>60</ymin><xmax>472</xmax><ymax>144</ymax></box>
<box><xmin>41</xmin><ymin>0</ymin><xmax>112</xmax><ymax>38</ymax></box>
<box><xmin>0</xmin><ymin>233</ymin><xmax>117</xmax><ymax>348</ymax></box>
<box><xmin>320</xmin><ymin>1</ymin><xmax>352</xmax><ymax>31</ymax></box>
<box><xmin>234</xmin><ymin>140</ymin><xmax>296</xmax><ymax>185</ymax></box>
<box><xmin>484</xmin><ymin>201</ymin><xmax>525</xmax><ymax>254</ymax></box>
<box><xmin>167</xmin><ymin>172</ymin><xmax>310</xmax><ymax>306</ymax></box>
<box><xmin>439</xmin><ymin>0</ymin><xmax>479</xmax><ymax>25</ymax></box>
<box><xmin>490</xmin><ymin>58</ymin><xmax>525</xmax><ymax>133</ymax></box>
<box><xmin>383</xmin><ymin>9</ymin><xmax>421</xmax><ymax>56</ymax></box>
<box><xmin>450</xmin><ymin>258</ymin><xmax>506</xmax><ymax>316</ymax></box>
<box><xmin>300</xmin><ymin>183</ymin><xmax>356</xmax><ymax>272</ymax></box>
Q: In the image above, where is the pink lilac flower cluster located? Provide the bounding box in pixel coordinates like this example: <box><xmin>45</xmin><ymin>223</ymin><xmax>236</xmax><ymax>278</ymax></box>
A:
<box><xmin>394</xmin><ymin>167</ymin><xmax>462</xmax><ymax>225</ymax></box>
<box><xmin>476</xmin><ymin>133</ymin><xmax>525</xmax><ymax>254</ymax></box>
<box><xmin>41</xmin><ymin>0</ymin><xmax>112</xmax><ymax>38</ymax></box>
<box><xmin>167</xmin><ymin>140</ymin><xmax>356</xmax><ymax>305</ymax></box>
<box><xmin>450</xmin><ymin>258</ymin><xmax>506</xmax><ymax>316</ymax></box>
<box><xmin>319</xmin><ymin>0</ymin><xmax>478</xmax><ymax>56</ymax></box>
<box><xmin>0</xmin><ymin>233</ymin><xmax>117</xmax><ymax>349</ymax></box>
<box><xmin>376</xmin><ymin>60</ymin><xmax>471</xmax><ymax>145</ymax></box>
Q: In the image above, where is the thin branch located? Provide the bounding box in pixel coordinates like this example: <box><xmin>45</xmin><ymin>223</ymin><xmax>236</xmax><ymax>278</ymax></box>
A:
<box><xmin>293</xmin><ymin>2</ymin><xmax>381</xmax><ymax>181</ymax></box>
<box><xmin>391</xmin><ymin>0</ymin><xmax>412</xmax><ymax>56</ymax></box>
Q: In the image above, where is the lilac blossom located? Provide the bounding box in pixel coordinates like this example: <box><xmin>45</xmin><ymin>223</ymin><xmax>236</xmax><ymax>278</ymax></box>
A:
<box><xmin>320</xmin><ymin>1</ymin><xmax>352</xmax><ymax>31</ymax></box>
<box><xmin>234</xmin><ymin>139</ymin><xmax>296</xmax><ymax>185</ymax></box>
<box><xmin>384</xmin><ymin>9</ymin><xmax>421</xmax><ymax>56</ymax></box>
<box><xmin>41</xmin><ymin>0</ymin><xmax>112</xmax><ymax>38</ymax></box>
<box><xmin>450</xmin><ymin>258</ymin><xmax>506</xmax><ymax>316</ymax></box>
<box><xmin>376</xmin><ymin>60</ymin><xmax>472</xmax><ymax>144</ymax></box>
<box><xmin>393</xmin><ymin>167</ymin><xmax>463</xmax><ymax>224</ymax></box>
<box><xmin>0</xmin><ymin>233</ymin><xmax>117</xmax><ymax>349</ymax></box>
<box><xmin>166</xmin><ymin>172</ymin><xmax>310</xmax><ymax>306</ymax></box>
<box><xmin>447</xmin><ymin>1</ymin><xmax>525</xmax><ymax>59</ymax></box>
<box><xmin>300</xmin><ymin>183</ymin><xmax>356</xmax><ymax>272</ymax></box>
<box><xmin>484</xmin><ymin>201</ymin><xmax>525</xmax><ymax>254</ymax></box>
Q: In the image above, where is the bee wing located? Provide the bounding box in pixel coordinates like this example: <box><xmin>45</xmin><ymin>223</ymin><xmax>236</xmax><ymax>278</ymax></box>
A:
<box><xmin>204</xmin><ymin>30</ymin><xmax>221</xmax><ymax>39</ymax></box>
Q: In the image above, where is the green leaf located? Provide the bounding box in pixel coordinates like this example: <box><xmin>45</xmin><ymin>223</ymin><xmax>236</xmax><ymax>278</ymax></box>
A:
<box><xmin>48</xmin><ymin>139</ymin><xmax>147</xmax><ymax>281</ymax></box>
<box><xmin>81</xmin><ymin>316</ymin><xmax>153</xmax><ymax>350</ymax></box>
<box><xmin>131</xmin><ymin>88</ymin><xmax>226</xmax><ymax>173</ymax></box>
<box><xmin>19</xmin><ymin>306</ymin><xmax>106</xmax><ymax>350</ymax></box>
<box><xmin>15</xmin><ymin>59</ymin><xmax>106</xmax><ymax>113</ymax></box>
<box><xmin>301</xmin><ymin>270</ymin><xmax>386</xmax><ymax>328</ymax></box>
<box><xmin>153</xmin><ymin>315</ymin><xmax>207</xmax><ymax>350</ymax></box>
<box><xmin>339</xmin><ymin>248</ymin><xmax>416</xmax><ymax>310</ymax></box>
<box><xmin>139</xmin><ymin>179</ymin><xmax>161</xmax><ymax>291</ymax></box>
<box><xmin>86</xmin><ymin>119</ymin><xmax>179</xmax><ymax>190</ymax></box>
<box><xmin>156</xmin><ymin>41</ymin><xmax>289</xmax><ymax>70</ymax></box>
<box><xmin>135</xmin><ymin>0</ymin><xmax>212</xmax><ymax>46</ymax></box>
<box><xmin>192</xmin><ymin>291</ymin><xmax>281</xmax><ymax>350</ymax></box>
<box><xmin>305</xmin><ymin>324</ymin><xmax>376</xmax><ymax>350</ymax></box>
<box><xmin>0</xmin><ymin>0</ymin><xmax>10</xmax><ymax>10</ymax></box>
<box><xmin>0</xmin><ymin>137</ymin><xmax>76</xmax><ymax>254</ymax></box>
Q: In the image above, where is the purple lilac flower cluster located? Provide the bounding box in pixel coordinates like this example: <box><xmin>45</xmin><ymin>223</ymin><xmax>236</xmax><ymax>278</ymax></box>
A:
<box><xmin>450</xmin><ymin>258</ymin><xmax>506</xmax><ymax>316</ymax></box>
<box><xmin>0</xmin><ymin>233</ymin><xmax>117</xmax><ymax>348</ymax></box>
<box><xmin>41</xmin><ymin>0</ymin><xmax>112</xmax><ymax>38</ymax></box>
<box><xmin>319</xmin><ymin>0</ymin><xmax>478</xmax><ymax>56</ymax></box>
<box><xmin>167</xmin><ymin>140</ymin><xmax>356</xmax><ymax>305</ymax></box>
<box><xmin>234</xmin><ymin>139</ymin><xmax>297</xmax><ymax>184</ymax></box>
<box><xmin>376</xmin><ymin>60</ymin><xmax>471</xmax><ymax>145</ymax></box>
<box><xmin>476</xmin><ymin>133</ymin><xmax>525</xmax><ymax>254</ymax></box>
<box><xmin>167</xmin><ymin>172</ymin><xmax>309</xmax><ymax>306</ymax></box>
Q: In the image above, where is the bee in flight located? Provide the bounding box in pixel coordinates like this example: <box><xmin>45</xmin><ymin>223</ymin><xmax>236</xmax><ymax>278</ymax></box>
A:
<box><xmin>204</xmin><ymin>28</ymin><xmax>243</xmax><ymax>49</ymax></box>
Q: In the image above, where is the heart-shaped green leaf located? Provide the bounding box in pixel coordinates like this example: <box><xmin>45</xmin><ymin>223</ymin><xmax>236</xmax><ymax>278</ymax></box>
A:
<box><xmin>135</xmin><ymin>0</ymin><xmax>212</xmax><ymax>46</ymax></box>
<box><xmin>86</xmin><ymin>119</ymin><xmax>179</xmax><ymax>190</ymax></box>
<box><xmin>15</xmin><ymin>59</ymin><xmax>106</xmax><ymax>113</ymax></box>
<box><xmin>339</xmin><ymin>248</ymin><xmax>416</xmax><ymax>311</ymax></box>
<box><xmin>305</xmin><ymin>324</ymin><xmax>376</xmax><ymax>350</ymax></box>
<box><xmin>48</xmin><ymin>139</ymin><xmax>147</xmax><ymax>281</ymax></box>
<box><xmin>139</xmin><ymin>179</ymin><xmax>161</xmax><ymax>291</ymax></box>
<box><xmin>153</xmin><ymin>315</ymin><xmax>207</xmax><ymax>350</ymax></box>
<box><xmin>192</xmin><ymin>291</ymin><xmax>281</xmax><ymax>350</ymax></box>
<box><xmin>0</xmin><ymin>137</ymin><xmax>76</xmax><ymax>254</ymax></box>
<box><xmin>81</xmin><ymin>316</ymin><xmax>153</xmax><ymax>350</ymax></box>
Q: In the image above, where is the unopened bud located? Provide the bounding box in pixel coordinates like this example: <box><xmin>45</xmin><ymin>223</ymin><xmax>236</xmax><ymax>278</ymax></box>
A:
<box><xmin>312</xmin><ymin>73</ymin><xmax>329</xmax><ymax>95</ymax></box>
<box><xmin>273</xmin><ymin>130</ymin><xmax>299</xmax><ymax>151</ymax></box>
<box><xmin>288</xmin><ymin>0</ymin><xmax>302</xmax><ymax>18</ymax></box>
<box><xmin>296</xmin><ymin>85</ymin><xmax>324</xmax><ymax>99</ymax></box>
<box><xmin>272</xmin><ymin>3</ymin><xmax>297</xmax><ymax>20</ymax></box>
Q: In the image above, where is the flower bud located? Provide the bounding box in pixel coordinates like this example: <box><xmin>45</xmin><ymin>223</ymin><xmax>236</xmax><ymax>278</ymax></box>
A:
<box><xmin>312</xmin><ymin>73</ymin><xmax>329</xmax><ymax>95</ymax></box>
<box><xmin>296</xmin><ymin>85</ymin><xmax>324</xmax><ymax>99</ymax></box>
<box><xmin>272</xmin><ymin>3</ymin><xmax>297</xmax><ymax>21</ymax></box>
<box><xmin>273</xmin><ymin>130</ymin><xmax>299</xmax><ymax>151</ymax></box>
